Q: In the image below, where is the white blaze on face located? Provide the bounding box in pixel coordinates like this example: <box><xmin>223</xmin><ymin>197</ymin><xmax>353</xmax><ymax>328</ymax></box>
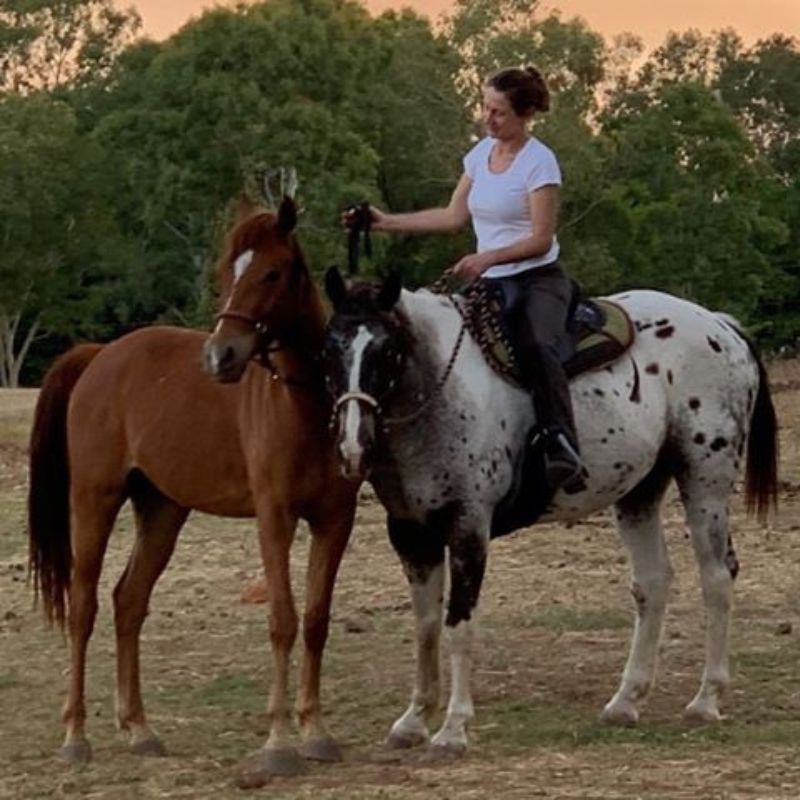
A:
<box><xmin>211</xmin><ymin>249</ymin><xmax>256</xmax><ymax>339</ymax></box>
<box><xmin>233</xmin><ymin>249</ymin><xmax>254</xmax><ymax>283</ymax></box>
<box><xmin>341</xmin><ymin>325</ymin><xmax>374</xmax><ymax>470</ymax></box>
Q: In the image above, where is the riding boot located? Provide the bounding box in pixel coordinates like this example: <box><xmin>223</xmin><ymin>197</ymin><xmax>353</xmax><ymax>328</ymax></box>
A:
<box><xmin>530</xmin><ymin>411</ymin><xmax>586</xmax><ymax>492</ymax></box>
<box><xmin>524</xmin><ymin>345</ymin><xmax>587</xmax><ymax>492</ymax></box>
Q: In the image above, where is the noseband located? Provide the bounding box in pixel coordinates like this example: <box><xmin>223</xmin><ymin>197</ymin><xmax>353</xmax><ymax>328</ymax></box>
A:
<box><xmin>215</xmin><ymin>308</ymin><xmax>269</xmax><ymax>334</ymax></box>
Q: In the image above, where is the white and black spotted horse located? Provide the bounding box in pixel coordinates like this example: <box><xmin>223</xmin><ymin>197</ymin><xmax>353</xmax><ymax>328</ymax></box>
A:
<box><xmin>322</xmin><ymin>267</ymin><xmax>778</xmax><ymax>755</ymax></box>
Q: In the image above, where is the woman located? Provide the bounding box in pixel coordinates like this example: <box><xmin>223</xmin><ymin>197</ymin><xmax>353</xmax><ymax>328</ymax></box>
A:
<box><xmin>349</xmin><ymin>66</ymin><xmax>584</xmax><ymax>490</ymax></box>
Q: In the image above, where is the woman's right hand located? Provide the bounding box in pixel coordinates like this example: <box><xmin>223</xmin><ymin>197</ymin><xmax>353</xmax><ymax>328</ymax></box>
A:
<box><xmin>341</xmin><ymin>204</ymin><xmax>389</xmax><ymax>232</ymax></box>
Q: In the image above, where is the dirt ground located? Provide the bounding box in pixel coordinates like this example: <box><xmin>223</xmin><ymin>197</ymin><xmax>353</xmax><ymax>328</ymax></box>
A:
<box><xmin>0</xmin><ymin>360</ymin><xmax>799</xmax><ymax>800</ymax></box>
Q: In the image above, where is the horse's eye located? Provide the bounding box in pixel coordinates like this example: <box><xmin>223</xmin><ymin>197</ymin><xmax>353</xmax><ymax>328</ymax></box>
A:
<box><xmin>263</xmin><ymin>270</ymin><xmax>281</xmax><ymax>284</ymax></box>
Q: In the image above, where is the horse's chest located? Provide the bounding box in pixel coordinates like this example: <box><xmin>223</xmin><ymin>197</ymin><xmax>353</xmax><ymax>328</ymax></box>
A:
<box><xmin>372</xmin><ymin>417</ymin><xmax>521</xmax><ymax>522</ymax></box>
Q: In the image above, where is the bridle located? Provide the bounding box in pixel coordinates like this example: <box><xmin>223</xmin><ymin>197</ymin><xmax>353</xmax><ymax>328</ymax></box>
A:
<box><xmin>214</xmin><ymin>306</ymin><xmax>321</xmax><ymax>390</ymax></box>
<box><xmin>330</xmin><ymin>305</ymin><xmax>467</xmax><ymax>430</ymax></box>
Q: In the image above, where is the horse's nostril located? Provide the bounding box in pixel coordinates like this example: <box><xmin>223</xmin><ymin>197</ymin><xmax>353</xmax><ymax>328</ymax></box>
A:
<box><xmin>221</xmin><ymin>345</ymin><xmax>236</xmax><ymax>368</ymax></box>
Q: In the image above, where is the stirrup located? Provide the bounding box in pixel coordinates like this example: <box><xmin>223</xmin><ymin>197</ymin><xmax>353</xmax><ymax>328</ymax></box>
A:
<box><xmin>535</xmin><ymin>429</ymin><xmax>587</xmax><ymax>492</ymax></box>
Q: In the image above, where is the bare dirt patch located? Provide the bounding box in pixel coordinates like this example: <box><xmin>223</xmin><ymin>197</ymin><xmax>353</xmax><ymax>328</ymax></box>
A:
<box><xmin>1</xmin><ymin>365</ymin><xmax>799</xmax><ymax>799</ymax></box>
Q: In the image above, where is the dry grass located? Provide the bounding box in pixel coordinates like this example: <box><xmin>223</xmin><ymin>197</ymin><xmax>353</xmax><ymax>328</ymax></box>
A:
<box><xmin>0</xmin><ymin>362</ymin><xmax>799</xmax><ymax>799</ymax></box>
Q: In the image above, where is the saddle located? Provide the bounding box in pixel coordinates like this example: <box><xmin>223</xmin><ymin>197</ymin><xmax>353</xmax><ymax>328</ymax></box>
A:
<box><xmin>458</xmin><ymin>279</ymin><xmax>635</xmax><ymax>386</ymax></box>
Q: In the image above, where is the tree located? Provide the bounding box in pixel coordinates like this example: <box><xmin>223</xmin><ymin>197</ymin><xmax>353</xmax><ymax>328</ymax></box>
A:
<box><xmin>0</xmin><ymin>93</ymin><xmax>124</xmax><ymax>385</ymax></box>
<box><xmin>0</xmin><ymin>0</ymin><xmax>140</xmax><ymax>94</ymax></box>
<box><xmin>600</xmin><ymin>81</ymin><xmax>789</xmax><ymax>324</ymax></box>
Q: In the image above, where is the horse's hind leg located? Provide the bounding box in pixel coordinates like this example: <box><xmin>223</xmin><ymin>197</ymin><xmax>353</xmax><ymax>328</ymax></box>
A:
<box><xmin>677</xmin><ymin>455</ymin><xmax>740</xmax><ymax>723</ymax></box>
<box><xmin>114</xmin><ymin>472</ymin><xmax>188</xmax><ymax>755</ymax></box>
<box><xmin>62</xmin><ymin>484</ymin><xmax>125</xmax><ymax>763</ymax></box>
<box><xmin>602</xmin><ymin>466</ymin><xmax>673</xmax><ymax>726</ymax></box>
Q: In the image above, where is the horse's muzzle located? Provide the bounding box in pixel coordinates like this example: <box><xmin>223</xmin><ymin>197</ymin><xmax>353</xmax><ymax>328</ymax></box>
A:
<box><xmin>202</xmin><ymin>336</ymin><xmax>252</xmax><ymax>382</ymax></box>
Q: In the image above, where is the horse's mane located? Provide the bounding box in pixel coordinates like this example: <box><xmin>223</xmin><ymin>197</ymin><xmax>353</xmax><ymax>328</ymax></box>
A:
<box><xmin>337</xmin><ymin>280</ymin><xmax>417</xmax><ymax>351</ymax></box>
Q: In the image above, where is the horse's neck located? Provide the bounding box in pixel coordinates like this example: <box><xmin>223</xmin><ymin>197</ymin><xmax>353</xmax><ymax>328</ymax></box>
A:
<box><xmin>398</xmin><ymin>289</ymin><xmax>464</xmax><ymax>392</ymax></box>
<box><xmin>272</xmin><ymin>277</ymin><xmax>327</xmax><ymax>376</ymax></box>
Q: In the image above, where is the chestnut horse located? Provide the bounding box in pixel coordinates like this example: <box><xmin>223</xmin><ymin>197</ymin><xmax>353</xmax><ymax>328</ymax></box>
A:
<box><xmin>27</xmin><ymin>196</ymin><xmax>358</xmax><ymax>782</ymax></box>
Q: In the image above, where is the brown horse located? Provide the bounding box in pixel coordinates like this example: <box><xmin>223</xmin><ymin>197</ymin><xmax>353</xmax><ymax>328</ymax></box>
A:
<box><xmin>28</xmin><ymin>196</ymin><xmax>358</xmax><ymax>782</ymax></box>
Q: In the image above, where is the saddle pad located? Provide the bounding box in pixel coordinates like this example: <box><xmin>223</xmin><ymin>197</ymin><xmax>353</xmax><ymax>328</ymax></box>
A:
<box><xmin>564</xmin><ymin>299</ymin><xmax>635</xmax><ymax>379</ymax></box>
<box><xmin>459</xmin><ymin>290</ymin><xmax>635</xmax><ymax>385</ymax></box>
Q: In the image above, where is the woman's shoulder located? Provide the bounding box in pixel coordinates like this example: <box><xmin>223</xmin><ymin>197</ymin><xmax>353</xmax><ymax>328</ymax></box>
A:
<box><xmin>463</xmin><ymin>136</ymin><xmax>493</xmax><ymax>175</ymax></box>
<box><xmin>465</xmin><ymin>136</ymin><xmax>493</xmax><ymax>157</ymax></box>
<box><xmin>523</xmin><ymin>136</ymin><xmax>559</xmax><ymax>164</ymax></box>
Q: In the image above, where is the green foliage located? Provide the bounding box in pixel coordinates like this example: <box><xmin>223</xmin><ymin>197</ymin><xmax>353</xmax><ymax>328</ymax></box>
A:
<box><xmin>2</xmin><ymin>0</ymin><xmax>799</xmax><ymax>382</ymax></box>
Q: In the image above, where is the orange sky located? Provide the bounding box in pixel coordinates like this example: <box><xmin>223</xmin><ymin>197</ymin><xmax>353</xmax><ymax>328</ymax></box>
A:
<box><xmin>124</xmin><ymin>0</ymin><xmax>800</xmax><ymax>48</ymax></box>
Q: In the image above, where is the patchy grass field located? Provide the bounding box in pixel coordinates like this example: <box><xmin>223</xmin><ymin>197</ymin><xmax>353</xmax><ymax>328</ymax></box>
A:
<box><xmin>1</xmin><ymin>365</ymin><xmax>799</xmax><ymax>800</ymax></box>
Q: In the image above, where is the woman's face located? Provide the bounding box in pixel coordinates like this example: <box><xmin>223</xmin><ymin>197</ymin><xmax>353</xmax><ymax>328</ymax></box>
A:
<box><xmin>482</xmin><ymin>86</ymin><xmax>527</xmax><ymax>140</ymax></box>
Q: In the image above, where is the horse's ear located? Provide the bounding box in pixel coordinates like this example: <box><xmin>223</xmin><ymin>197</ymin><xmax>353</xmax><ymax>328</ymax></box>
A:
<box><xmin>235</xmin><ymin>192</ymin><xmax>257</xmax><ymax>223</ymax></box>
<box><xmin>278</xmin><ymin>196</ymin><xmax>297</xmax><ymax>234</ymax></box>
<box><xmin>377</xmin><ymin>272</ymin><xmax>402</xmax><ymax>311</ymax></box>
<box><xmin>325</xmin><ymin>266</ymin><xmax>348</xmax><ymax>311</ymax></box>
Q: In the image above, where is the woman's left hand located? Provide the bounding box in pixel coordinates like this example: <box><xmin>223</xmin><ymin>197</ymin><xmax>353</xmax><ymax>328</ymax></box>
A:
<box><xmin>451</xmin><ymin>252</ymin><xmax>494</xmax><ymax>280</ymax></box>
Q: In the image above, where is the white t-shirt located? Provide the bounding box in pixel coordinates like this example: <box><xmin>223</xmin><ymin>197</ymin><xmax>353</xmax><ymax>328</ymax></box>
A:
<box><xmin>463</xmin><ymin>136</ymin><xmax>561</xmax><ymax>279</ymax></box>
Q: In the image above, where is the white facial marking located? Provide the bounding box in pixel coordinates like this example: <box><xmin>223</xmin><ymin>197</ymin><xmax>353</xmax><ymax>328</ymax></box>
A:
<box><xmin>342</xmin><ymin>325</ymin><xmax>374</xmax><ymax>467</ymax></box>
<box><xmin>233</xmin><ymin>249</ymin><xmax>254</xmax><ymax>283</ymax></box>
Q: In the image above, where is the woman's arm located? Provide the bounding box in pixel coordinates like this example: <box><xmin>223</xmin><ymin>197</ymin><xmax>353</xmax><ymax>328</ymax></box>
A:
<box><xmin>370</xmin><ymin>173</ymin><xmax>473</xmax><ymax>234</ymax></box>
<box><xmin>452</xmin><ymin>184</ymin><xmax>559</xmax><ymax>278</ymax></box>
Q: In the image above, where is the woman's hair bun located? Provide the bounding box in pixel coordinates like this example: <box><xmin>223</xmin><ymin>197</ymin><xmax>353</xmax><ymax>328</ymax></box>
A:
<box><xmin>487</xmin><ymin>66</ymin><xmax>550</xmax><ymax>115</ymax></box>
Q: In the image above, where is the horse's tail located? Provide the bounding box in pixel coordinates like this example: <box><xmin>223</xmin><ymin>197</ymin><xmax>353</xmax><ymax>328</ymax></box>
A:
<box><xmin>719</xmin><ymin>316</ymin><xmax>779</xmax><ymax>522</ymax></box>
<box><xmin>28</xmin><ymin>343</ymin><xmax>104</xmax><ymax>629</ymax></box>
<box><xmin>745</xmin><ymin>348</ymin><xmax>779</xmax><ymax>522</ymax></box>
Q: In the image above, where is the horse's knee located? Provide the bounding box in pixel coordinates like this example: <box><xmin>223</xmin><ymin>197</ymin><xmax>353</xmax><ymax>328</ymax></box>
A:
<box><xmin>630</xmin><ymin>566</ymin><xmax>672</xmax><ymax>615</ymax></box>
<box><xmin>445</xmin><ymin>533</ymin><xmax>487</xmax><ymax>628</ymax></box>
<box><xmin>269</xmin><ymin>607</ymin><xmax>299</xmax><ymax>651</ymax></box>
<box><xmin>303</xmin><ymin>610</ymin><xmax>330</xmax><ymax>654</ymax></box>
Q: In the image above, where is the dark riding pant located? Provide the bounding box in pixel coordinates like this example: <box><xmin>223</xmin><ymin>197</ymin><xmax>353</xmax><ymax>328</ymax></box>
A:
<box><xmin>488</xmin><ymin>263</ymin><xmax>579</xmax><ymax>450</ymax></box>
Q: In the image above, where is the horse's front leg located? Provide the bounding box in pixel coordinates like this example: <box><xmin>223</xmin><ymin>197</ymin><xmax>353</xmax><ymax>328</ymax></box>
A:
<box><xmin>385</xmin><ymin>517</ymin><xmax>446</xmax><ymax>749</ymax></box>
<box><xmin>235</xmin><ymin>501</ymin><xmax>304</xmax><ymax>785</ymax></box>
<box><xmin>295</xmin><ymin>505</ymin><xmax>355</xmax><ymax>762</ymax></box>
<box><xmin>430</xmin><ymin>511</ymin><xmax>490</xmax><ymax>755</ymax></box>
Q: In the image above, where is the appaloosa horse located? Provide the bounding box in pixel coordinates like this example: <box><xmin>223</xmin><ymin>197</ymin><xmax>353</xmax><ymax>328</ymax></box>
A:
<box><xmin>27</xmin><ymin>197</ymin><xmax>357</xmax><ymax>782</ymax></box>
<box><xmin>322</xmin><ymin>267</ymin><xmax>777</xmax><ymax>754</ymax></box>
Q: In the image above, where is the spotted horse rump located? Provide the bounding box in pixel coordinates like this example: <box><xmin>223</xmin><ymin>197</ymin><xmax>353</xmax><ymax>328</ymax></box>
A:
<box><xmin>323</xmin><ymin>268</ymin><xmax>778</xmax><ymax>757</ymax></box>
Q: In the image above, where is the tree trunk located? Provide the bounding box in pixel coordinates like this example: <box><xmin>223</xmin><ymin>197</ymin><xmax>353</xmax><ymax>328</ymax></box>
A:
<box><xmin>0</xmin><ymin>310</ymin><xmax>40</xmax><ymax>388</ymax></box>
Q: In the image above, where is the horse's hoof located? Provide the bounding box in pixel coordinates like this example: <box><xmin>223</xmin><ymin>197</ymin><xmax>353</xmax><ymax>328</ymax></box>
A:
<box><xmin>234</xmin><ymin>746</ymin><xmax>307</xmax><ymax>788</ymax></box>
<box><xmin>423</xmin><ymin>741</ymin><xmax>467</xmax><ymax>762</ymax></box>
<box><xmin>683</xmin><ymin>702</ymin><xmax>722</xmax><ymax>725</ymax></box>
<box><xmin>385</xmin><ymin>729</ymin><xmax>428</xmax><ymax>750</ymax></box>
<box><xmin>61</xmin><ymin>739</ymin><xmax>92</xmax><ymax>765</ymax></box>
<box><xmin>600</xmin><ymin>701</ymin><xmax>639</xmax><ymax>727</ymax></box>
<box><xmin>301</xmin><ymin>735</ymin><xmax>342</xmax><ymax>762</ymax></box>
<box><xmin>130</xmin><ymin>735</ymin><xmax>168</xmax><ymax>757</ymax></box>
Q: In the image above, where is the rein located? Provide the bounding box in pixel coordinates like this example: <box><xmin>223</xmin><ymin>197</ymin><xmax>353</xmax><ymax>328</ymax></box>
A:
<box><xmin>382</xmin><ymin>314</ymin><xmax>466</xmax><ymax>426</ymax></box>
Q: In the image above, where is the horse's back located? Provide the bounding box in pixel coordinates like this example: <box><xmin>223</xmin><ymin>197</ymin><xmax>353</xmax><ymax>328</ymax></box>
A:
<box><xmin>68</xmin><ymin>326</ymin><xmax>253</xmax><ymax>515</ymax></box>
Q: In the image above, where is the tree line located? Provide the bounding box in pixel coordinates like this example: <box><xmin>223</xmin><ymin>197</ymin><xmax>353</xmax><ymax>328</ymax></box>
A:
<box><xmin>1</xmin><ymin>0</ymin><xmax>798</xmax><ymax>386</ymax></box>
